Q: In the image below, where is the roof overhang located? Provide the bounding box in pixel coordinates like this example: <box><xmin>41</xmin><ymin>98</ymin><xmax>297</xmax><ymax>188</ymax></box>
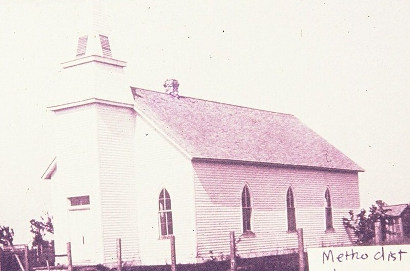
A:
<box><xmin>191</xmin><ymin>157</ymin><xmax>365</xmax><ymax>173</ymax></box>
<box><xmin>48</xmin><ymin>98</ymin><xmax>134</xmax><ymax>112</ymax></box>
<box><xmin>61</xmin><ymin>55</ymin><xmax>127</xmax><ymax>69</ymax></box>
<box><xmin>42</xmin><ymin>157</ymin><xmax>57</xmax><ymax>180</ymax></box>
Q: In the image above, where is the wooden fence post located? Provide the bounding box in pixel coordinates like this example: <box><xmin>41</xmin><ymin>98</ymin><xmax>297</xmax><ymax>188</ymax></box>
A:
<box><xmin>170</xmin><ymin>235</ymin><xmax>177</xmax><ymax>271</ymax></box>
<box><xmin>297</xmin><ymin>228</ymin><xmax>305</xmax><ymax>271</ymax></box>
<box><xmin>374</xmin><ymin>220</ymin><xmax>382</xmax><ymax>244</ymax></box>
<box><xmin>24</xmin><ymin>245</ymin><xmax>29</xmax><ymax>271</ymax></box>
<box><xmin>67</xmin><ymin>242</ymin><xmax>73</xmax><ymax>271</ymax></box>
<box><xmin>117</xmin><ymin>238</ymin><xmax>122</xmax><ymax>271</ymax></box>
<box><xmin>230</xmin><ymin>231</ymin><xmax>237</xmax><ymax>271</ymax></box>
<box><xmin>10</xmin><ymin>246</ymin><xmax>25</xmax><ymax>271</ymax></box>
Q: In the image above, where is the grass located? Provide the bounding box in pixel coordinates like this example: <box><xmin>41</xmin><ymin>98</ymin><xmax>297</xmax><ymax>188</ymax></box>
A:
<box><xmin>115</xmin><ymin>253</ymin><xmax>301</xmax><ymax>271</ymax></box>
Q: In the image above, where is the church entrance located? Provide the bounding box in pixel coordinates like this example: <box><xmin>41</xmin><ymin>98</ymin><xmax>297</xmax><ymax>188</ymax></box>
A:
<box><xmin>67</xmin><ymin>196</ymin><xmax>95</xmax><ymax>264</ymax></box>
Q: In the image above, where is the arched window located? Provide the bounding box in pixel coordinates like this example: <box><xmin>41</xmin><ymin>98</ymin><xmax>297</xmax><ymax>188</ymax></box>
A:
<box><xmin>159</xmin><ymin>189</ymin><xmax>173</xmax><ymax>236</ymax></box>
<box><xmin>242</xmin><ymin>185</ymin><xmax>252</xmax><ymax>232</ymax></box>
<box><xmin>287</xmin><ymin>187</ymin><xmax>296</xmax><ymax>232</ymax></box>
<box><xmin>325</xmin><ymin>188</ymin><xmax>333</xmax><ymax>230</ymax></box>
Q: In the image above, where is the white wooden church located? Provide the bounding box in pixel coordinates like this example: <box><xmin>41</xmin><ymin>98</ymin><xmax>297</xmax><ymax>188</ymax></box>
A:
<box><xmin>42</xmin><ymin>5</ymin><xmax>363</xmax><ymax>267</ymax></box>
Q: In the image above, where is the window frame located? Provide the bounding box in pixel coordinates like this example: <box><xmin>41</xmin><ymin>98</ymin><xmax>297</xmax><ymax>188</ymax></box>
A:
<box><xmin>325</xmin><ymin>188</ymin><xmax>334</xmax><ymax>231</ymax></box>
<box><xmin>286</xmin><ymin>187</ymin><xmax>296</xmax><ymax>232</ymax></box>
<box><xmin>158</xmin><ymin>188</ymin><xmax>173</xmax><ymax>238</ymax></box>
<box><xmin>68</xmin><ymin>195</ymin><xmax>90</xmax><ymax>211</ymax></box>
<box><xmin>241</xmin><ymin>185</ymin><xmax>253</xmax><ymax>233</ymax></box>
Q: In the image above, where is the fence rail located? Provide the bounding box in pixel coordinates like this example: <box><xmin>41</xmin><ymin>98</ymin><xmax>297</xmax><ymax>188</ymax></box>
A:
<box><xmin>1</xmin><ymin>230</ymin><xmax>309</xmax><ymax>271</ymax></box>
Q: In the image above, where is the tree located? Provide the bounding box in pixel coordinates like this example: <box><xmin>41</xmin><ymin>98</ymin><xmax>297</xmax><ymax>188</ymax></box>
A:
<box><xmin>30</xmin><ymin>213</ymin><xmax>54</xmax><ymax>251</ymax></box>
<box><xmin>343</xmin><ymin>200</ymin><xmax>394</xmax><ymax>245</ymax></box>
<box><xmin>0</xmin><ymin>226</ymin><xmax>14</xmax><ymax>246</ymax></box>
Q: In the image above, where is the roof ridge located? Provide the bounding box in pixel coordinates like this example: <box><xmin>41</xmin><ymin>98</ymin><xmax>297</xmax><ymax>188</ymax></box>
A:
<box><xmin>131</xmin><ymin>86</ymin><xmax>294</xmax><ymax>117</ymax></box>
<box><xmin>385</xmin><ymin>203</ymin><xmax>409</xmax><ymax>207</ymax></box>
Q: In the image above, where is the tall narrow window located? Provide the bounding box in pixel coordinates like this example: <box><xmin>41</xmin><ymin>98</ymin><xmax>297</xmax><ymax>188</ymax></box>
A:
<box><xmin>242</xmin><ymin>185</ymin><xmax>252</xmax><ymax>232</ymax></box>
<box><xmin>287</xmin><ymin>187</ymin><xmax>296</xmax><ymax>232</ymax></box>
<box><xmin>159</xmin><ymin>189</ymin><xmax>173</xmax><ymax>237</ymax></box>
<box><xmin>325</xmin><ymin>188</ymin><xmax>333</xmax><ymax>230</ymax></box>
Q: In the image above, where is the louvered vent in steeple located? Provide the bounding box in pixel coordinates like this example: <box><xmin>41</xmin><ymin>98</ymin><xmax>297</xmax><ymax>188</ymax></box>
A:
<box><xmin>76</xmin><ymin>35</ymin><xmax>88</xmax><ymax>57</ymax></box>
<box><xmin>62</xmin><ymin>0</ymin><xmax>126</xmax><ymax>71</ymax></box>
<box><xmin>99</xmin><ymin>34</ymin><xmax>112</xmax><ymax>58</ymax></box>
<box><xmin>56</xmin><ymin>0</ymin><xmax>132</xmax><ymax>107</ymax></box>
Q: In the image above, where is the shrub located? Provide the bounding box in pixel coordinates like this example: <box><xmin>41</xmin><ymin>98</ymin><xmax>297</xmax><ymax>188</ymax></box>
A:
<box><xmin>0</xmin><ymin>225</ymin><xmax>14</xmax><ymax>246</ymax></box>
<box><xmin>343</xmin><ymin>200</ymin><xmax>394</xmax><ymax>245</ymax></box>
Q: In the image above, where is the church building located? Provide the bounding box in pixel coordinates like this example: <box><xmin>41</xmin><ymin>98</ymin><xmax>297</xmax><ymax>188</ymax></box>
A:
<box><xmin>42</xmin><ymin>3</ymin><xmax>363</xmax><ymax>267</ymax></box>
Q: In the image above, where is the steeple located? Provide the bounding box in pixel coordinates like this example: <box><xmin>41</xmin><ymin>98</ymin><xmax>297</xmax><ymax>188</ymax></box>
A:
<box><xmin>62</xmin><ymin>0</ymin><xmax>126</xmax><ymax>70</ymax></box>
<box><xmin>53</xmin><ymin>0</ymin><xmax>133</xmax><ymax>107</ymax></box>
<box><xmin>75</xmin><ymin>0</ymin><xmax>112</xmax><ymax>58</ymax></box>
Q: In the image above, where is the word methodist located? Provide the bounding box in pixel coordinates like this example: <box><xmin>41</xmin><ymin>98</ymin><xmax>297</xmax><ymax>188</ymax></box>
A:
<box><xmin>308</xmin><ymin>244</ymin><xmax>409</xmax><ymax>271</ymax></box>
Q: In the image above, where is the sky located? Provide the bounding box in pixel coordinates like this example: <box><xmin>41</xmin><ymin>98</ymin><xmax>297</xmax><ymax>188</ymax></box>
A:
<box><xmin>0</xmin><ymin>0</ymin><xmax>409</xmax><ymax>244</ymax></box>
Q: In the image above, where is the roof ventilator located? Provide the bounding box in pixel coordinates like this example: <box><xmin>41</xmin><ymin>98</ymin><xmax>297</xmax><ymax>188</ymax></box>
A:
<box><xmin>163</xmin><ymin>79</ymin><xmax>180</xmax><ymax>98</ymax></box>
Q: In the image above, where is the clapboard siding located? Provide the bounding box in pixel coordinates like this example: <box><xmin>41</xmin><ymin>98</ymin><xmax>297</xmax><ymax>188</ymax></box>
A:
<box><xmin>52</xmin><ymin>104</ymin><xmax>104</xmax><ymax>264</ymax></box>
<box><xmin>192</xmin><ymin>160</ymin><xmax>360</xmax><ymax>260</ymax></box>
<box><xmin>96</xmin><ymin>103</ymin><xmax>140</xmax><ymax>265</ymax></box>
<box><xmin>133</xmin><ymin>116</ymin><xmax>197</xmax><ymax>265</ymax></box>
<box><xmin>50</xmin><ymin>98</ymin><xmax>361</xmax><ymax>265</ymax></box>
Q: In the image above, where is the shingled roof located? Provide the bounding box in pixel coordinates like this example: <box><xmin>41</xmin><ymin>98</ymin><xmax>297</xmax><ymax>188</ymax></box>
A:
<box><xmin>383</xmin><ymin>204</ymin><xmax>410</xmax><ymax>217</ymax></box>
<box><xmin>131</xmin><ymin>87</ymin><xmax>363</xmax><ymax>172</ymax></box>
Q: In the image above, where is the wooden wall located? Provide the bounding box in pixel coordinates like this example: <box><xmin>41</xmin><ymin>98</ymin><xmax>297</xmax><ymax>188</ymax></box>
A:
<box><xmin>192</xmin><ymin>160</ymin><xmax>360</xmax><ymax>261</ymax></box>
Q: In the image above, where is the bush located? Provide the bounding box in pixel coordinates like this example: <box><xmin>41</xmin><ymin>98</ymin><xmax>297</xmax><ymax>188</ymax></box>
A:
<box><xmin>0</xmin><ymin>226</ymin><xmax>14</xmax><ymax>246</ymax></box>
<box><xmin>343</xmin><ymin>200</ymin><xmax>394</xmax><ymax>245</ymax></box>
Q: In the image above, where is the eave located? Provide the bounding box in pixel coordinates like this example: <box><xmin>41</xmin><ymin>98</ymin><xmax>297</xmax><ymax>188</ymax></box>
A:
<box><xmin>42</xmin><ymin>157</ymin><xmax>57</xmax><ymax>180</ymax></box>
<box><xmin>61</xmin><ymin>55</ymin><xmax>127</xmax><ymax>69</ymax></box>
<box><xmin>48</xmin><ymin>98</ymin><xmax>134</xmax><ymax>112</ymax></box>
<box><xmin>191</xmin><ymin>157</ymin><xmax>365</xmax><ymax>173</ymax></box>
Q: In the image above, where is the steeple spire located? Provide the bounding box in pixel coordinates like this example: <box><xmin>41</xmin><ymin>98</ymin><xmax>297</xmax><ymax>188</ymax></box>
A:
<box><xmin>62</xmin><ymin>0</ymin><xmax>125</xmax><ymax>69</ymax></box>
<box><xmin>53</xmin><ymin>0</ymin><xmax>133</xmax><ymax>107</ymax></box>
<box><xmin>76</xmin><ymin>0</ymin><xmax>112</xmax><ymax>58</ymax></box>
